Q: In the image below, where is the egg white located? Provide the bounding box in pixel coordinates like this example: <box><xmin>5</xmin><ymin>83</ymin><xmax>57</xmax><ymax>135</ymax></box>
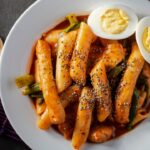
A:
<box><xmin>88</xmin><ymin>3</ymin><xmax>138</xmax><ymax>40</ymax></box>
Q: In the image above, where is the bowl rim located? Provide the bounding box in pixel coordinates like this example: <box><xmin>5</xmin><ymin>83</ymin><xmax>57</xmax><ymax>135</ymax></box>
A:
<box><xmin>0</xmin><ymin>0</ymin><xmax>41</xmax><ymax>146</ymax></box>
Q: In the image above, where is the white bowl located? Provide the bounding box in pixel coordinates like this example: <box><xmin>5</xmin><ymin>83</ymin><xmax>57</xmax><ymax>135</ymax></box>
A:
<box><xmin>0</xmin><ymin>0</ymin><xmax>150</xmax><ymax>150</ymax></box>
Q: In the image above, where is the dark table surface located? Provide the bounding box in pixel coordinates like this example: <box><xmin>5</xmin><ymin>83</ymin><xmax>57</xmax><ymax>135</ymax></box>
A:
<box><xmin>0</xmin><ymin>0</ymin><xmax>36</xmax><ymax>40</ymax></box>
<box><xmin>0</xmin><ymin>0</ymin><xmax>36</xmax><ymax>149</ymax></box>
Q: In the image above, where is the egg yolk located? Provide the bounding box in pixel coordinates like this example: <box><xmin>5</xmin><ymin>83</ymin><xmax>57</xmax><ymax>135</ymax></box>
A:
<box><xmin>100</xmin><ymin>8</ymin><xmax>129</xmax><ymax>34</ymax></box>
<box><xmin>143</xmin><ymin>27</ymin><xmax>150</xmax><ymax>52</ymax></box>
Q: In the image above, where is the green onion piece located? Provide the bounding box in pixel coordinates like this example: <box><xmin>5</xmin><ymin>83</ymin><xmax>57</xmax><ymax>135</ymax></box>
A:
<box><xmin>66</xmin><ymin>14</ymin><xmax>78</xmax><ymax>24</ymax></box>
<box><xmin>108</xmin><ymin>61</ymin><xmax>126</xmax><ymax>89</ymax></box>
<box><xmin>15</xmin><ymin>75</ymin><xmax>34</xmax><ymax>88</ymax></box>
<box><xmin>30</xmin><ymin>93</ymin><xmax>43</xmax><ymax>99</ymax></box>
<box><xmin>137</xmin><ymin>75</ymin><xmax>150</xmax><ymax>101</ymax></box>
<box><xmin>64</xmin><ymin>22</ymin><xmax>80</xmax><ymax>33</ymax></box>
<box><xmin>128</xmin><ymin>88</ymin><xmax>139</xmax><ymax>129</ymax></box>
<box><xmin>109</xmin><ymin>66</ymin><xmax>123</xmax><ymax>79</ymax></box>
<box><xmin>64</xmin><ymin>14</ymin><xmax>80</xmax><ymax>33</ymax></box>
<box><xmin>22</xmin><ymin>83</ymin><xmax>40</xmax><ymax>95</ymax></box>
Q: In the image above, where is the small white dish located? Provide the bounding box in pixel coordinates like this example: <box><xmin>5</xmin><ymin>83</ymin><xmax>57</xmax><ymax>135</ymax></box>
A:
<box><xmin>88</xmin><ymin>3</ymin><xmax>138</xmax><ymax>40</ymax></box>
<box><xmin>136</xmin><ymin>16</ymin><xmax>150</xmax><ymax>63</ymax></box>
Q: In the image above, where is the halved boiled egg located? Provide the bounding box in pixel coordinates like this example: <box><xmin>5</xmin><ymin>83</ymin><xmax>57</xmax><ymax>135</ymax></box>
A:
<box><xmin>88</xmin><ymin>4</ymin><xmax>138</xmax><ymax>40</ymax></box>
<box><xmin>136</xmin><ymin>16</ymin><xmax>150</xmax><ymax>63</ymax></box>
